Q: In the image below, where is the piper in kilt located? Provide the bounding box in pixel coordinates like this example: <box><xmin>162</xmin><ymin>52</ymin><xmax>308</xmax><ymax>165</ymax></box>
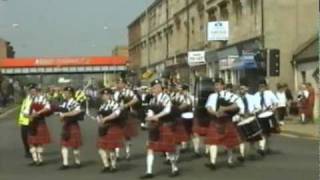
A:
<box><xmin>140</xmin><ymin>79</ymin><xmax>180</xmax><ymax>179</ymax></box>
<box><xmin>58</xmin><ymin>86</ymin><xmax>84</xmax><ymax>170</ymax></box>
<box><xmin>27</xmin><ymin>84</ymin><xmax>52</xmax><ymax>166</ymax></box>
<box><xmin>97</xmin><ymin>88</ymin><xmax>124</xmax><ymax>173</ymax></box>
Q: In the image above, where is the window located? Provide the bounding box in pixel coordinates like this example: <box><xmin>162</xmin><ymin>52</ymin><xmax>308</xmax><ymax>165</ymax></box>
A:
<box><xmin>208</xmin><ymin>8</ymin><xmax>217</xmax><ymax>21</ymax></box>
<box><xmin>250</xmin><ymin>0</ymin><xmax>258</xmax><ymax>14</ymax></box>
<box><xmin>301</xmin><ymin>71</ymin><xmax>306</xmax><ymax>83</ymax></box>
<box><xmin>233</xmin><ymin>0</ymin><xmax>242</xmax><ymax>22</ymax></box>
<box><xmin>220</xmin><ymin>2</ymin><xmax>229</xmax><ymax>20</ymax></box>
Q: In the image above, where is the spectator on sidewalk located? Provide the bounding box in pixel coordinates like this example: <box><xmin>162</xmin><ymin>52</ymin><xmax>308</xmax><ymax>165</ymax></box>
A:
<box><xmin>283</xmin><ymin>83</ymin><xmax>294</xmax><ymax>116</ymax></box>
<box><xmin>306</xmin><ymin>82</ymin><xmax>315</xmax><ymax>123</ymax></box>
<box><xmin>276</xmin><ymin>83</ymin><xmax>287</xmax><ymax>125</ymax></box>
<box><xmin>297</xmin><ymin>84</ymin><xmax>309</xmax><ymax>124</ymax></box>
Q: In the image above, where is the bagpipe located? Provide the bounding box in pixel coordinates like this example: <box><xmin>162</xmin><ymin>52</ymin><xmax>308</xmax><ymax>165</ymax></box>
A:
<box><xmin>28</xmin><ymin>103</ymin><xmax>52</xmax><ymax>136</ymax></box>
<box><xmin>55</xmin><ymin>106</ymin><xmax>84</xmax><ymax>123</ymax></box>
<box><xmin>97</xmin><ymin>109</ymin><xmax>113</xmax><ymax>137</ymax></box>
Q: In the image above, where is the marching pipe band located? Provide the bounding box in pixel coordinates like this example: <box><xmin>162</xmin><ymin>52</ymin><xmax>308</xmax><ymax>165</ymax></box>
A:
<box><xmin>20</xmin><ymin>77</ymin><xmax>285</xmax><ymax>178</ymax></box>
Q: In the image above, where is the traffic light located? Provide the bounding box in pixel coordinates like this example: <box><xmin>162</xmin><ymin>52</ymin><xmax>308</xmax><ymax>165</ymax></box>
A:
<box><xmin>269</xmin><ymin>49</ymin><xmax>280</xmax><ymax>76</ymax></box>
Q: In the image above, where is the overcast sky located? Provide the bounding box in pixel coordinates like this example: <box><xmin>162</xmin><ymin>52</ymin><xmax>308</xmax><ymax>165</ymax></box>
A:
<box><xmin>0</xmin><ymin>0</ymin><xmax>153</xmax><ymax>57</ymax></box>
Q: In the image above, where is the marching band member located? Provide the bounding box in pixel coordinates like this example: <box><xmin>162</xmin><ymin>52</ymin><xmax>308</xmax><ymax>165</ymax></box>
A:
<box><xmin>97</xmin><ymin>88</ymin><xmax>124</xmax><ymax>173</ymax></box>
<box><xmin>58</xmin><ymin>87</ymin><xmax>83</xmax><ymax>170</ymax></box>
<box><xmin>205</xmin><ymin>78</ymin><xmax>244</xmax><ymax>169</ymax></box>
<box><xmin>140</xmin><ymin>79</ymin><xmax>179</xmax><ymax>179</ymax></box>
<box><xmin>27</xmin><ymin>84</ymin><xmax>52</xmax><ymax>166</ymax></box>
<box><xmin>236</xmin><ymin>82</ymin><xmax>262</xmax><ymax>162</ymax></box>
<box><xmin>255</xmin><ymin>80</ymin><xmax>279</xmax><ymax>156</ymax></box>
<box><xmin>114</xmin><ymin>78</ymin><xmax>139</xmax><ymax>160</ymax></box>
<box><xmin>275</xmin><ymin>84</ymin><xmax>287</xmax><ymax>125</ymax></box>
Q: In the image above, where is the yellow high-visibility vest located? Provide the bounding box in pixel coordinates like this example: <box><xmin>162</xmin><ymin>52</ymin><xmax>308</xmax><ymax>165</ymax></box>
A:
<box><xmin>18</xmin><ymin>96</ymin><xmax>32</xmax><ymax>126</ymax></box>
<box><xmin>75</xmin><ymin>90</ymin><xmax>86</xmax><ymax>103</ymax></box>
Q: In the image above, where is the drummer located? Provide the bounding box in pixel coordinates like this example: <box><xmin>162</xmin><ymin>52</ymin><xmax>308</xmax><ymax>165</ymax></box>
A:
<box><xmin>255</xmin><ymin>80</ymin><xmax>279</xmax><ymax>156</ymax></box>
<box><xmin>236</xmin><ymin>82</ymin><xmax>262</xmax><ymax>162</ymax></box>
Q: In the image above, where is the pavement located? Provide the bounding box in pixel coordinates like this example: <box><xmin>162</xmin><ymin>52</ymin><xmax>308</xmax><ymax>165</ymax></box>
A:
<box><xmin>0</xmin><ymin>107</ymin><xmax>318</xmax><ymax>180</ymax></box>
<box><xmin>280</xmin><ymin>116</ymin><xmax>318</xmax><ymax>140</ymax></box>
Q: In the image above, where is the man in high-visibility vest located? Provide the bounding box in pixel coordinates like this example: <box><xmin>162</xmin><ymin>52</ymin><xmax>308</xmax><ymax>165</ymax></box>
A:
<box><xmin>18</xmin><ymin>86</ymin><xmax>33</xmax><ymax>158</ymax></box>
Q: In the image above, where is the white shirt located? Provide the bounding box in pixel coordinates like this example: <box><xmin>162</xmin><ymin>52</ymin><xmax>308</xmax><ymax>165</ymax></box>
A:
<box><xmin>275</xmin><ymin>91</ymin><xmax>287</xmax><ymax>107</ymax></box>
<box><xmin>241</xmin><ymin>93</ymin><xmax>261</xmax><ymax>114</ymax></box>
<box><xmin>206</xmin><ymin>90</ymin><xmax>244</xmax><ymax>113</ymax></box>
<box><xmin>149</xmin><ymin>92</ymin><xmax>172</xmax><ymax>115</ymax></box>
<box><xmin>255</xmin><ymin>90</ymin><xmax>279</xmax><ymax>110</ymax></box>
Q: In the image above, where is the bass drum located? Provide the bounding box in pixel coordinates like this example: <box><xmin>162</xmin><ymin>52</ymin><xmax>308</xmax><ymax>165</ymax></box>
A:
<box><xmin>194</xmin><ymin>76</ymin><xmax>214</xmax><ymax>123</ymax></box>
<box><xmin>195</xmin><ymin>76</ymin><xmax>214</xmax><ymax>107</ymax></box>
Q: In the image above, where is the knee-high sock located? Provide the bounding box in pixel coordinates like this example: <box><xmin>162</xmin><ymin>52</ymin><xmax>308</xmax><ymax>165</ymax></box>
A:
<box><xmin>125</xmin><ymin>141</ymin><xmax>131</xmax><ymax>158</ymax></box>
<box><xmin>36</xmin><ymin>146</ymin><xmax>44</xmax><ymax>162</ymax></box>
<box><xmin>110</xmin><ymin>151</ymin><xmax>117</xmax><ymax>168</ymax></box>
<box><xmin>239</xmin><ymin>143</ymin><xmax>245</xmax><ymax>158</ymax></box>
<box><xmin>165</xmin><ymin>152</ymin><xmax>170</xmax><ymax>160</ymax></box>
<box><xmin>192</xmin><ymin>135</ymin><xmax>200</xmax><ymax>153</ymax></box>
<box><xmin>61</xmin><ymin>147</ymin><xmax>69</xmax><ymax>166</ymax></box>
<box><xmin>30</xmin><ymin>146</ymin><xmax>38</xmax><ymax>162</ymax></box>
<box><xmin>209</xmin><ymin>145</ymin><xmax>218</xmax><ymax>164</ymax></box>
<box><xmin>175</xmin><ymin>145</ymin><xmax>181</xmax><ymax>161</ymax></box>
<box><xmin>181</xmin><ymin>141</ymin><xmax>187</xmax><ymax>150</ymax></box>
<box><xmin>115</xmin><ymin>147</ymin><xmax>120</xmax><ymax>158</ymax></box>
<box><xmin>227</xmin><ymin>149</ymin><xmax>234</xmax><ymax>164</ymax></box>
<box><xmin>301</xmin><ymin>114</ymin><xmax>305</xmax><ymax>123</ymax></box>
<box><xmin>73</xmin><ymin>149</ymin><xmax>81</xmax><ymax>165</ymax></box>
<box><xmin>146</xmin><ymin>150</ymin><xmax>154</xmax><ymax>174</ymax></box>
<box><xmin>259</xmin><ymin>136</ymin><xmax>267</xmax><ymax>151</ymax></box>
<box><xmin>98</xmin><ymin>149</ymin><xmax>109</xmax><ymax>168</ymax></box>
<box><xmin>168</xmin><ymin>152</ymin><xmax>178</xmax><ymax>172</ymax></box>
<box><xmin>205</xmin><ymin>145</ymin><xmax>210</xmax><ymax>155</ymax></box>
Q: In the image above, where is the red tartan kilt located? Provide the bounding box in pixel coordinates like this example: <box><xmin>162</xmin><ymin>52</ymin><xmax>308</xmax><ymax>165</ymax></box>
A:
<box><xmin>298</xmin><ymin>100</ymin><xmax>309</xmax><ymax>114</ymax></box>
<box><xmin>28</xmin><ymin>123</ymin><xmax>51</xmax><ymax>145</ymax></box>
<box><xmin>61</xmin><ymin>124</ymin><xmax>82</xmax><ymax>148</ymax></box>
<box><xmin>123</xmin><ymin>117</ymin><xmax>139</xmax><ymax>139</ymax></box>
<box><xmin>205</xmin><ymin>121</ymin><xmax>241</xmax><ymax>149</ymax></box>
<box><xmin>148</xmin><ymin>125</ymin><xmax>176</xmax><ymax>153</ymax></box>
<box><xmin>97</xmin><ymin>125</ymin><xmax>124</xmax><ymax>150</ymax></box>
<box><xmin>174</xmin><ymin>119</ymin><xmax>190</xmax><ymax>143</ymax></box>
<box><xmin>192</xmin><ymin>118</ymin><xmax>209</xmax><ymax>136</ymax></box>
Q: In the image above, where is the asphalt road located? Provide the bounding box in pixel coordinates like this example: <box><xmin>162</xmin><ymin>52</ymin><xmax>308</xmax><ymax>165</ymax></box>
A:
<box><xmin>0</xmin><ymin>110</ymin><xmax>318</xmax><ymax>180</ymax></box>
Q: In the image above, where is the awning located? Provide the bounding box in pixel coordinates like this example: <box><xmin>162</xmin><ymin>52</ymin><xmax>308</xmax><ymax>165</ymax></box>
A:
<box><xmin>233</xmin><ymin>55</ymin><xmax>257</xmax><ymax>69</ymax></box>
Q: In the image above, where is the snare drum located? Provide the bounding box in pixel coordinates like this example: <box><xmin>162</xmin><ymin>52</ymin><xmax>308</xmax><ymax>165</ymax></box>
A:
<box><xmin>257</xmin><ymin>111</ymin><xmax>280</xmax><ymax>135</ymax></box>
<box><xmin>237</xmin><ymin>116</ymin><xmax>262</xmax><ymax>141</ymax></box>
<box><xmin>181</xmin><ymin>112</ymin><xmax>194</xmax><ymax>121</ymax></box>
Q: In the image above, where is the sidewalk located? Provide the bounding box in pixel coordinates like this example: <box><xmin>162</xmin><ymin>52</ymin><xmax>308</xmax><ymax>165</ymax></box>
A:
<box><xmin>0</xmin><ymin>103</ymin><xmax>19</xmax><ymax>118</ymax></box>
<box><xmin>280</xmin><ymin>117</ymin><xmax>318</xmax><ymax>140</ymax></box>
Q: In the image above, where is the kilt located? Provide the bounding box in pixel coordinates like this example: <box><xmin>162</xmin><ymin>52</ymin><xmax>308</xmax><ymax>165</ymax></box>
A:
<box><xmin>123</xmin><ymin>115</ymin><xmax>139</xmax><ymax>139</ymax></box>
<box><xmin>205</xmin><ymin>120</ymin><xmax>241</xmax><ymax>149</ymax></box>
<box><xmin>298</xmin><ymin>100</ymin><xmax>309</xmax><ymax>115</ymax></box>
<box><xmin>61</xmin><ymin>123</ymin><xmax>82</xmax><ymax>148</ymax></box>
<box><xmin>27</xmin><ymin>121</ymin><xmax>51</xmax><ymax>145</ymax></box>
<box><xmin>192</xmin><ymin>118</ymin><xmax>209</xmax><ymax>136</ymax></box>
<box><xmin>174</xmin><ymin>118</ymin><xmax>191</xmax><ymax>143</ymax></box>
<box><xmin>97</xmin><ymin>124</ymin><xmax>124</xmax><ymax>150</ymax></box>
<box><xmin>148</xmin><ymin>124</ymin><xmax>176</xmax><ymax>153</ymax></box>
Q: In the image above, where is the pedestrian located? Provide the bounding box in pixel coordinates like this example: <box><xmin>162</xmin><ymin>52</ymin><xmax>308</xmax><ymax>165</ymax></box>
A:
<box><xmin>297</xmin><ymin>84</ymin><xmax>309</xmax><ymax>124</ymax></box>
<box><xmin>306</xmin><ymin>82</ymin><xmax>315</xmax><ymax>122</ymax></box>
<box><xmin>275</xmin><ymin>83</ymin><xmax>287</xmax><ymax>125</ymax></box>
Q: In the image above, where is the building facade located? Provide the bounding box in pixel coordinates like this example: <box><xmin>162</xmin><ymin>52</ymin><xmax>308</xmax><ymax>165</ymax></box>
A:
<box><xmin>128</xmin><ymin>0</ymin><xmax>318</xmax><ymax>91</ymax></box>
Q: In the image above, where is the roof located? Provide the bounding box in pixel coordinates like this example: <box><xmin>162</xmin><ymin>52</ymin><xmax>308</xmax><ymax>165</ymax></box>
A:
<box><xmin>0</xmin><ymin>56</ymin><xmax>127</xmax><ymax>68</ymax></box>
<box><xmin>293</xmin><ymin>35</ymin><xmax>319</xmax><ymax>63</ymax></box>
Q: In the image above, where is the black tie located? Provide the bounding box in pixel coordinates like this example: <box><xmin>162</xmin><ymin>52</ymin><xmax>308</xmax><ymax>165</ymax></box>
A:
<box><xmin>242</xmin><ymin>96</ymin><xmax>249</xmax><ymax>113</ymax></box>
<box><xmin>260</xmin><ymin>92</ymin><xmax>265</xmax><ymax>109</ymax></box>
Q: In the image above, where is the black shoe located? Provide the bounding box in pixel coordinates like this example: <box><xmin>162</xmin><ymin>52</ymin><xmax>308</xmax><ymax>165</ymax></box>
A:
<box><xmin>164</xmin><ymin>159</ymin><xmax>171</xmax><ymax>165</ymax></box>
<box><xmin>140</xmin><ymin>173</ymin><xmax>154</xmax><ymax>179</ymax></box>
<box><xmin>74</xmin><ymin>163</ymin><xmax>82</xmax><ymax>169</ymax></box>
<box><xmin>227</xmin><ymin>163</ymin><xmax>235</xmax><ymax>169</ymax></box>
<box><xmin>110</xmin><ymin>167</ymin><xmax>117</xmax><ymax>173</ymax></box>
<box><xmin>237</xmin><ymin>156</ymin><xmax>245</xmax><ymax>163</ymax></box>
<box><xmin>28</xmin><ymin>161</ymin><xmax>37</xmax><ymax>166</ymax></box>
<box><xmin>204</xmin><ymin>163</ymin><xmax>216</xmax><ymax>170</ymax></box>
<box><xmin>257</xmin><ymin>149</ymin><xmax>265</xmax><ymax>157</ymax></box>
<box><xmin>100</xmin><ymin>167</ymin><xmax>110</xmax><ymax>173</ymax></box>
<box><xmin>169</xmin><ymin>170</ymin><xmax>180</xmax><ymax>177</ymax></box>
<box><xmin>58</xmin><ymin>165</ymin><xmax>70</xmax><ymax>170</ymax></box>
<box><xmin>36</xmin><ymin>162</ymin><xmax>45</xmax><ymax>166</ymax></box>
<box><xmin>193</xmin><ymin>153</ymin><xmax>201</xmax><ymax>158</ymax></box>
